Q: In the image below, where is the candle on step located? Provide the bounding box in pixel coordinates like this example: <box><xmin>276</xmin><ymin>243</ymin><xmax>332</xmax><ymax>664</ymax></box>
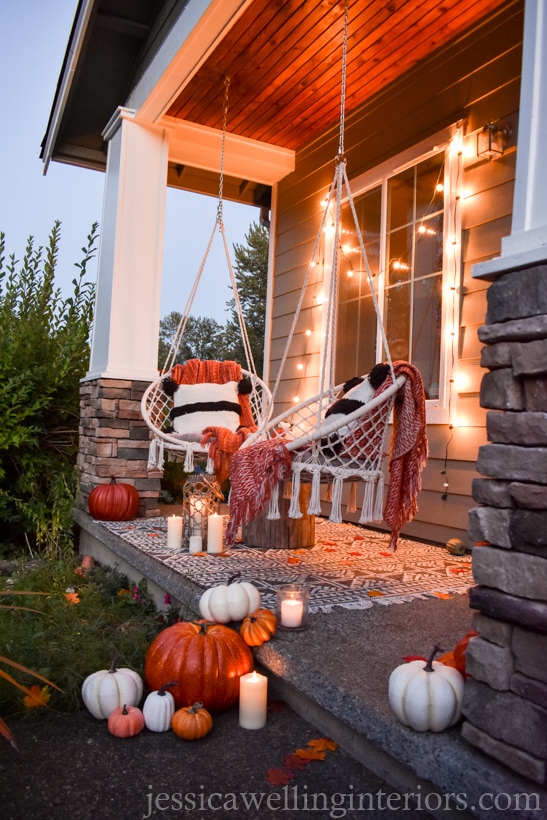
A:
<box><xmin>207</xmin><ymin>513</ymin><xmax>223</xmax><ymax>554</ymax></box>
<box><xmin>239</xmin><ymin>671</ymin><xmax>268</xmax><ymax>729</ymax></box>
<box><xmin>167</xmin><ymin>515</ymin><xmax>182</xmax><ymax>549</ymax></box>
<box><xmin>280</xmin><ymin>597</ymin><xmax>303</xmax><ymax>628</ymax></box>
<box><xmin>189</xmin><ymin>535</ymin><xmax>202</xmax><ymax>554</ymax></box>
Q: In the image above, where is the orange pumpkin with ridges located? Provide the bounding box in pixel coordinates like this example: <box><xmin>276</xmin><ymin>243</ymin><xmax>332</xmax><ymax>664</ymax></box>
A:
<box><xmin>88</xmin><ymin>477</ymin><xmax>140</xmax><ymax>521</ymax></box>
<box><xmin>240</xmin><ymin>608</ymin><xmax>277</xmax><ymax>647</ymax></box>
<box><xmin>144</xmin><ymin>621</ymin><xmax>253</xmax><ymax>713</ymax></box>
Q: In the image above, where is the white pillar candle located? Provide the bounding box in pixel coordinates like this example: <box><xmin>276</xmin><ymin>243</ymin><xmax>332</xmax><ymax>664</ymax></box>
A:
<box><xmin>167</xmin><ymin>515</ymin><xmax>182</xmax><ymax>549</ymax></box>
<box><xmin>189</xmin><ymin>535</ymin><xmax>202</xmax><ymax>554</ymax></box>
<box><xmin>281</xmin><ymin>598</ymin><xmax>304</xmax><ymax>628</ymax></box>
<box><xmin>239</xmin><ymin>671</ymin><xmax>268</xmax><ymax>729</ymax></box>
<box><xmin>189</xmin><ymin>496</ymin><xmax>202</xmax><ymax>526</ymax></box>
<box><xmin>207</xmin><ymin>513</ymin><xmax>223</xmax><ymax>554</ymax></box>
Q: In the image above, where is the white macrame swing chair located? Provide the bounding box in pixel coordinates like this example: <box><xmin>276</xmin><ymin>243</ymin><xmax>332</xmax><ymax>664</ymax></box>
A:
<box><xmin>228</xmin><ymin>3</ymin><xmax>426</xmax><ymax>547</ymax></box>
<box><xmin>141</xmin><ymin>77</ymin><xmax>273</xmax><ymax>480</ymax></box>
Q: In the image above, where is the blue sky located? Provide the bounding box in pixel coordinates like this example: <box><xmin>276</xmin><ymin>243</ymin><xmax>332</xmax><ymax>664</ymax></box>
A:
<box><xmin>0</xmin><ymin>1</ymin><xmax>257</xmax><ymax>323</ymax></box>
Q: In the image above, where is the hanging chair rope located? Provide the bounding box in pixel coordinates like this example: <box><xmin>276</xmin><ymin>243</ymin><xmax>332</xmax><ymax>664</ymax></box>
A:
<box><xmin>265</xmin><ymin>0</ymin><xmax>394</xmax><ymax>419</ymax></box>
<box><xmin>161</xmin><ymin>75</ymin><xmax>258</xmax><ymax>379</ymax></box>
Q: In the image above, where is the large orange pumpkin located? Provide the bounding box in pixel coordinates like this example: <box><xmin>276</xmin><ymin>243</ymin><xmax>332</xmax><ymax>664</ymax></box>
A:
<box><xmin>88</xmin><ymin>477</ymin><xmax>140</xmax><ymax>521</ymax></box>
<box><xmin>144</xmin><ymin>621</ymin><xmax>253</xmax><ymax>713</ymax></box>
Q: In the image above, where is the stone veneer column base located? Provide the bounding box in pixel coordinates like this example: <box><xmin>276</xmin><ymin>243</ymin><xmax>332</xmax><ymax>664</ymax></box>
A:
<box><xmin>463</xmin><ymin>263</ymin><xmax>547</xmax><ymax>785</ymax></box>
<box><xmin>77</xmin><ymin>378</ymin><xmax>162</xmax><ymax>517</ymax></box>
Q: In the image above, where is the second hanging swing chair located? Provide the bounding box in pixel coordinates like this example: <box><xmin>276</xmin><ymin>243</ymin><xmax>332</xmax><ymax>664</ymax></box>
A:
<box><xmin>141</xmin><ymin>78</ymin><xmax>273</xmax><ymax>484</ymax></box>
<box><xmin>227</xmin><ymin>2</ymin><xmax>428</xmax><ymax>551</ymax></box>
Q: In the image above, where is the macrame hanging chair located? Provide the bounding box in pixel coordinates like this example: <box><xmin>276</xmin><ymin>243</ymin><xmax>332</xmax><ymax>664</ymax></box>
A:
<box><xmin>141</xmin><ymin>77</ymin><xmax>273</xmax><ymax>482</ymax></box>
<box><xmin>228</xmin><ymin>2</ymin><xmax>427</xmax><ymax>551</ymax></box>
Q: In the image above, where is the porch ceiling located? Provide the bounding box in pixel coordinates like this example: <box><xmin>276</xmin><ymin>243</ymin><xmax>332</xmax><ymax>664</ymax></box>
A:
<box><xmin>166</xmin><ymin>0</ymin><xmax>509</xmax><ymax>152</ymax></box>
<box><xmin>43</xmin><ymin>0</ymin><xmax>510</xmax><ymax>202</ymax></box>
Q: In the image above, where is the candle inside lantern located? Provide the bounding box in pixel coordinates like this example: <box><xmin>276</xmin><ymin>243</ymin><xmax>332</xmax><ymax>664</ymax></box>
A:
<box><xmin>239</xmin><ymin>671</ymin><xmax>268</xmax><ymax>729</ymax></box>
<box><xmin>188</xmin><ymin>495</ymin><xmax>202</xmax><ymax>527</ymax></box>
<box><xmin>167</xmin><ymin>515</ymin><xmax>182</xmax><ymax>549</ymax></box>
<box><xmin>189</xmin><ymin>535</ymin><xmax>202</xmax><ymax>554</ymax></box>
<box><xmin>207</xmin><ymin>513</ymin><xmax>223</xmax><ymax>554</ymax></box>
<box><xmin>280</xmin><ymin>597</ymin><xmax>304</xmax><ymax>628</ymax></box>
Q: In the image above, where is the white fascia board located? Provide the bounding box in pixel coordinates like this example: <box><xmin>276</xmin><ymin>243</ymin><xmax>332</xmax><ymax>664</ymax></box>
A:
<box><xmin>42</xmin><ymin>0</ymin><xmax>95</xmax><ymax>173</ymax></box>
<box><xmin>163</xmin><ymin>117</ymin><xmax>295</xmax><ymax>185</ymax></box>
<box><xmin>128</xmin><ymin>0</ymin><xmax>254</xmax><ymax>124</ymax></box>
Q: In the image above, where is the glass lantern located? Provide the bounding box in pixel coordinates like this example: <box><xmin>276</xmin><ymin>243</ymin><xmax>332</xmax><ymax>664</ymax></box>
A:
<box><xmin>182</xmin><ymin>474</ymin><xmax>223</xmax><ymax>551</ymax></box>
<box><xmin>276</xmin><ymin>584</ymin><xmax>310</xmax><ymax>630</ymax></box>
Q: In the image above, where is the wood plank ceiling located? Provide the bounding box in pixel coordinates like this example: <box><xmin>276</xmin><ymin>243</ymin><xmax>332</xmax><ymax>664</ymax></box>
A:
<box><xmin>167</xmin><ymin>0</ymin><xmax>509</xmax><ymax>151</ymax></box>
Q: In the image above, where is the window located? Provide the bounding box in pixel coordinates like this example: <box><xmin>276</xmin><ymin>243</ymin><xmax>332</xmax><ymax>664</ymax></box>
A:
<box><xmin>335</xmin><ymin>128</ymin><xmax>461</xmax><ymax>423</ymax></box>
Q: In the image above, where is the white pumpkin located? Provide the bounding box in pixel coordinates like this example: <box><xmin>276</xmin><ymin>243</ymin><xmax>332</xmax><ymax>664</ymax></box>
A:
<box><xmin>199</xmin><ymin>574</ymin><xmax>261</xmax><ymax>623</ymax></box>
<box><xmin>143</xmin><ymin>683</ymin><xmax>176</xmax><ymax>732</ymax></box>
<box><xmin>81</xmin><ymin>660</ymin><xmax>143</xmax><ymax>719</ymax></box>
<box><xmin>388</xmin><ymin>646</ymin><xmax>465</xmax><ymax>732</ymax></box>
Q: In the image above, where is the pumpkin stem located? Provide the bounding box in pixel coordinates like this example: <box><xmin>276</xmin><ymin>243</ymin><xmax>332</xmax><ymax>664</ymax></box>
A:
<box><xmin>110</xmin><ymin>477</ymin><xmax>118</xmax><ymax>484</ymax></box>
<box><xmin>424</xmin><ymin>645</ymin><xmax>443</xmax><ymax>672</ymax></box>
<box><xmin>227</xmin><ymin>572</ymin><xmax>241</xmax><ymax>585</ymax></box>
<box><xmin>122</xmin><ymin>704</ymin><xmax>128</xmax><ymax>715</ymax></box>
<box><xmin>189</xmin><ymin>702</ymin><xmax>203</xmax><ymax>713</ymax></box>
<box><xmin>108</xmin><ymin>656</ymin><xmax>119</xmax><ymax>673</ymax></box>
<box><xmin>158</xmin><ymin>681</ymin><xmax>178</xmax><ymax>695</ymax></box>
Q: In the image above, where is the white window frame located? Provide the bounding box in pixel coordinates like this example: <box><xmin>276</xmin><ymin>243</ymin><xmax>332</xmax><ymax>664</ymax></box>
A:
<box><xmin>341</xmin><ymin>124</ymin><xmax>462</xmax><ymax>424</ymax></box>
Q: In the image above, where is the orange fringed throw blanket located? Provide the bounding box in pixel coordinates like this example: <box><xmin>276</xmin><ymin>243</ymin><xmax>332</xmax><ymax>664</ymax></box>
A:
<box><xmin>382</xmin><ymin>361</ymin><xmax>428</xmax><ymax>552</ymax></box>
<box><xmin>169</xmin><ymin>359</ymin><xmax>256</xmax><ymax>484</ymax></box>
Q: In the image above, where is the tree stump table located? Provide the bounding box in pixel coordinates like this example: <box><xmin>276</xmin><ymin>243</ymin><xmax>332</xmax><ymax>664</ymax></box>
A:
<box><xmin>241</xmin><ymin>483</ymin><xmax>315</xmax><ymax>549</ymax></box>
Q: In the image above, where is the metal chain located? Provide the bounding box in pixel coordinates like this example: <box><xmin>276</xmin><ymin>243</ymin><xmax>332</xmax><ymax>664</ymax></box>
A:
<box><xmin>217</xmin><ymin>76</ymin><xmax>231</xmax><ymax>220</ymax></box>
<box><xmin>338</xmin><ymin>0</ymin><xmax>349</xmax><ymax>157</ymax></box>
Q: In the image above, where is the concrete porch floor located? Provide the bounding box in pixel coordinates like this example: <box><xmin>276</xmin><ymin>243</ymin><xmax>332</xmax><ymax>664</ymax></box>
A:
<box><xmin>73</xmin><ymin>508</ymin><xmax>547</xmax><ymax>820</ymax></box>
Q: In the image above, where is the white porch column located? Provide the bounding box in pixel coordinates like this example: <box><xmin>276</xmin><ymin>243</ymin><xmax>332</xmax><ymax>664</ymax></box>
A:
<box><xmin>474</xmin><ymin>0</ymin><xmax>547</xmax><ymax>278</ymax></box>
<box><xmin>86</xmin><ymin>108</ymin><xmax>168</xmax><ymax>380</ymax></box>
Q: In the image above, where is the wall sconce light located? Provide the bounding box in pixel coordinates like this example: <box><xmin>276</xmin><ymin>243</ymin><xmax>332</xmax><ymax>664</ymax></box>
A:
<box><xmin>477</xmin><ymin>122</ymin><xmax>511</xmax><ymax>161</ymax></box>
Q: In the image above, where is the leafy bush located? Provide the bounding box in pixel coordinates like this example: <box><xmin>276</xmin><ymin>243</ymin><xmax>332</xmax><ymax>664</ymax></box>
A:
<box><xmin>0</xmin><ymin>223</ymin><xmax>97</xmax><ymax>559</ymax></box>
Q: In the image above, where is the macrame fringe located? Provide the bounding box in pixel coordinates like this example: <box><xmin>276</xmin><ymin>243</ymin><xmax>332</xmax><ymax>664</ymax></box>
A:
<box><xmin>373</xmin><ymin>478</ymin><xmax>384</xmax><ymax>521</ymax></box>
<box><xmin>266</xmin><ymin>482</ymin><xmax>281</xmax><ymax>519</ymax></box>
<box><xmin>307</xmin><ymin>467</ymin><xmax>323</xmax><ymax>515</ymax></box>
<box><xmin>147</xmin><ymin>438</ymin><xmax>164</xmax><ymax>471</ymax></box>
<box><xmin>206</xmin><ymin>454</ymin><xmax>215</xmax><ymax>474</ymax></box>
<box><xmin>288</xmin><ymin>469</ymin><xmax>303</xmax><ymax>518</ymax></box>
<box><xmin>347</xmin><ymin>482</ymin><xmax>357</xmax><ymax>513</ymax></box>
<box><xmin>329</xmin><ymin>476</ymin><xmax>344</xmax><ymax>524</ymax></box>
<box><xmin>359</xmin><ymin>480</ymin><xmax>374</xmax><ymax>523</ymax></box>
<box><xmin>184</xmin><ymin>446</ymin><xmax>194</xmax><ymax>473</ymax></box>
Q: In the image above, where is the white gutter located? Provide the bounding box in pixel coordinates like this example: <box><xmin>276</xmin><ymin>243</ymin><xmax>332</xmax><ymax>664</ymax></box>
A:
<box><xmin>41</xmin><ymin>0</ymin><xmax>95</xmax><ymax>175</ymax></box>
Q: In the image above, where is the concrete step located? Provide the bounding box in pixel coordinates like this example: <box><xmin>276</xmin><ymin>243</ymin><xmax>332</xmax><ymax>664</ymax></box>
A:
<box><xmin>74</xmin><ymin>509</ymin><xmax>547</xmax><ymax>820</ymax></box>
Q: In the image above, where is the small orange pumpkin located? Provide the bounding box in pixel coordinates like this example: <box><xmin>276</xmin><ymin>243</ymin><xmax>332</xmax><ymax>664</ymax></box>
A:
<box><xmin>88</xmin><ymin>477</ymin><xmax>140</xmax><ymax>521</ymax></box>
<box><xmin>240</xmin><ymin>608</ymin><xmax>277</xmax><ymax>647</ymax></box>
<box><xmin>171</xmin><ymin>702</ymin><xmax>213</xmax><ymax>740</ymax></box>
<box><xmin>107</xmin><ymin>704</ymin><xmax>145</xmax><ymax>738</ymax></box>
<box><xmin>453</xmin><ymin>630</ymin><xmax>479</xmax><ymax>678</ymax></box>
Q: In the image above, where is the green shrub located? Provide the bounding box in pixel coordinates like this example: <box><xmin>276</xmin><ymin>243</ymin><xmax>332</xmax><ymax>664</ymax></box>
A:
<box><xmin>0</xmin><ymin>223</ymin><xmax>97</xmax><ymax>559</ymax></box>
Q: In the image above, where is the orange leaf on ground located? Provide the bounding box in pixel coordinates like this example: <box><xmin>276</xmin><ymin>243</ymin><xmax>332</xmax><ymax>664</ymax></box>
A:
<box><xmin>431</xmin><ymin>592</ymin><xmax>453</xmax><ymax>599</ymax></box>
<box><xmin>403</xmin><ymin>655</ymin><xmax>428</xmax><ymax>663</ymax></box>
<box><xmin>267</xmin><ymin>699</ymin><xmax>286</xmax><ymax>713</ymax></box>
<box><xmin>307</xmin><ymin>737</ymin><xmax>338</xmax><ymax>752</ymax></box>
<box><xmin>267</xmin><ymin>768</ymin><xmax>294</xmax><ymax>786</ymax></box>
<box><xmin>64</xmin><ymin>592</ymin><xmax>80</xmax><ymax>605</ymax></box>
<box><xmin>349</xmin><ymin>551</ymin><xmax>363</xmax><ymax>556</ymax></box>
<box><xmin>23</xmin><ymin>685</ymin><xmax>51</xmax><ymax>709</ymax></box>
<box><xmin>323</xmin><ymin>548</ymin><xmax>337</xmax><ymax>553</ymax></box>
<box><xmin>287</xmin><ymin>557</ymin><xmax>301</xmax><ymax>564</ymax></box>
<box><xmin>0</xmin><ymin>716</ymin><xmax>17</xmax><ymax>750</ymax></box>
<box><xmin>284</xmin><ymin>753</ymin><xmax>310</xmax><ymax>770</ymax></box>
<box><xmin>367</xmin><ymin>590</ymin><xmax>385</xmax><ymax>597</ymax></box>
<box><xmin>294</xmin><ymin>747</ymin><xmax>326</xmax><ymax>761</ymax></box>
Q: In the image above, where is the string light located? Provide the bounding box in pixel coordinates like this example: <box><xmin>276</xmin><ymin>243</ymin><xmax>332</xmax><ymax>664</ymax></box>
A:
<box><xmin>297</xmin><ymin>363</ymin><xmax>304</xmax><ymax>371</ymax></box>
<box><xmin>392</xmin><ymin>260</ymin><xmax>410</xmax><ymax>271</ymax></box>
<box><xmin>305</xmin><ymin>329</ymin><xmax>312</xmax><ymax>336</ymax></box>
<box><xmin>293</xmin><ymin>395</ymin><xmax>300</xmax><ymax>403</ymax></box>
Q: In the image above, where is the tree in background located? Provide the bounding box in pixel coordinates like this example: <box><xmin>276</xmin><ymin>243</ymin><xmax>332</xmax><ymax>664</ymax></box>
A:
<box><xmin>158</xmin><ymin>222</ymin><xmax>269</xmax><ymax>376</ymax></box>
<box><xmin>223</xmin><ymin>222</ymin><xmax>269</xmax><ymax>376</ymax></box>
<box><xmin>0</xmin><ymin>222</ymin><xmax>97</xmax><ymax>558</ymax></box>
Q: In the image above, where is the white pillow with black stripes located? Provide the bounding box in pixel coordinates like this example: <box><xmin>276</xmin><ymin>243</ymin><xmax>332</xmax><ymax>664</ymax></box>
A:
<box><xmin>170</xmin><ymin>381</ymin><xmax>242</xmax><ymax>435</ymax></box>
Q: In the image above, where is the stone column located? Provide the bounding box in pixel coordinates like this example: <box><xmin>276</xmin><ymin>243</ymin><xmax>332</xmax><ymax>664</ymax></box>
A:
<box><xmin>462</xmin><ymin>265</ymin><xmax>547</xmax><ymax>785</ymax></box>
<box><xmin>78</xmin><ymin>379</ymin><xmax>162</xmax><ymax>517</ymax></box>
<box><xmin>78</xmin><ymin>108</ymin><xmax>169</xmax><ymax>514</ymax></box>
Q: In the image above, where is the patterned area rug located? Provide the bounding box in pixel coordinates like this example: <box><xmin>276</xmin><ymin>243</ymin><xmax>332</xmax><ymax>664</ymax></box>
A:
<box><xmin>98</xmin><ymin>517</ymin><xmax>473</xmax><ymax>614</ymax></box>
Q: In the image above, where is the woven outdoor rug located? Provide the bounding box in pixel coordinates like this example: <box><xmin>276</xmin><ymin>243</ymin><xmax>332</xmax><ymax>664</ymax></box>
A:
<box><xmin>98</xmin><ymin>517</ymin><xmax>473</xmax><ymax>614</ymax></box>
